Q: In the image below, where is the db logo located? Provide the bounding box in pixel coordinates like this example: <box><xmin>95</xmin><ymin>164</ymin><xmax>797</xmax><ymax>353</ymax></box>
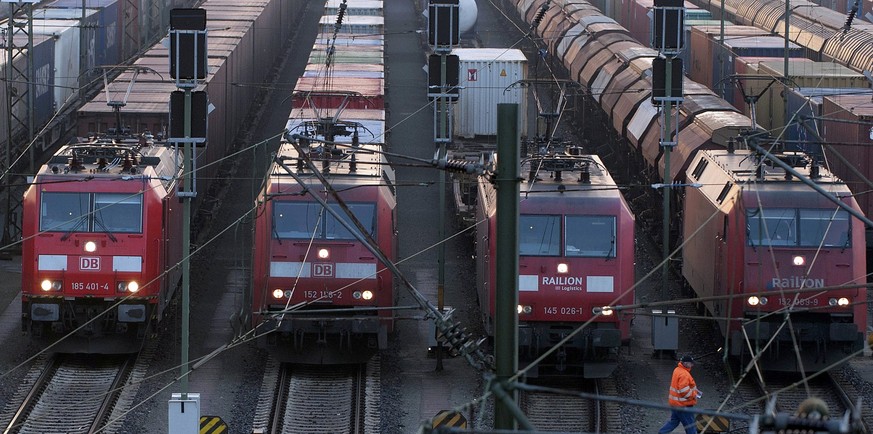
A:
<box><xmin>313</xmin><ymin>263</ymin><xmax>334</xmax><ymax>277</ymax></box>
<box><xmin>80</xmin><ymin>257</ymin><xmax>100</xmax><ymax>271</ymax></box>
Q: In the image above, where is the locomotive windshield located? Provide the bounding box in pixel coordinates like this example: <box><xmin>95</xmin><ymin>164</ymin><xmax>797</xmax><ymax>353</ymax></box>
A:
<box><xmin>746</xmin><ymin>208</ymin><xmax>850</xmax><ymax>247</ymax></box>
<box><xmin>565</xmin><ymin>216</ymin><xmax>616</xmax><ymax>258</ymax></box>
<box><xmin>40</xmin><ymin>192</ymin><xmax>143</xmax><ymax>233</ymax></box>
<box><xmin>519</xmin><ymin>215</ymin><xmax>561</xmax><ymax>256</ymax></box>
<box><xmin>273</xmin><ymin>202</ymin><xmax>376</xmax><ymax>240</ymax></box>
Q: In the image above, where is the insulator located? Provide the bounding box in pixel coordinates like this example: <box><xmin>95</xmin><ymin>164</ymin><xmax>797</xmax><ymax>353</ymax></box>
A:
<box><xmin>532</xmin><ymin>3</ymin><xmax>549</xmax><ymax>29</ymax></box>
<box><xmin>840</xmin><ymin>0</ymin><xmax>860</xmax><ymax>41</ymax></box>
<box><xmin>441</xmin><ymin>159</ymin><xmax>477</xmax><ymax>174</ymax></box>
<box><xmin>336</xmin><ymin>2</ymin><xmax>347</xmax><ymax>27</ymax></box>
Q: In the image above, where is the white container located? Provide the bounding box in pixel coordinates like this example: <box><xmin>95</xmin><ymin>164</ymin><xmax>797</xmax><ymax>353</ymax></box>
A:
<box><xmin>31</xmin><ymin>19</ymin><xmax>81</xmax><ymax>112</ymax></box>
<box><xmin>452</xmin><ymin>48</ymin><xmax>527</xmax><ymax>138</ymax></box>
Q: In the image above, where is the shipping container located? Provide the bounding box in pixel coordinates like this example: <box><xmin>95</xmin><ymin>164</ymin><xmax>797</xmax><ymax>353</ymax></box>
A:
<box><xmin>29</xmin><ymin>20</ymin><xmax>81</xmax><ymax>112</ymax></box>
<box><xmin>821</xmin><ymin>95</ymin><xmax>873</xmax><ymax>218</ymax></box>
<box><xmin>452</xmin><ymin>48</ymin><xmax>527</xmax><ymax>138</ymax></box>
<box><xmin>751</xmin><ymin>61</ymin><xmax>869</xmax><ymax>131</ymax></box>
<box><xmin>319</xmin><ymin>15</ymin><xmax>382</xmax><ymax>35</ymax></box>
<box><xmin>688</xmin><ymin>25</ymin><xmax>769</xmax><ymax>88</ymax></box>
<box><xmin>783</xmin><ymin>87</ymin><xmax>873</xmax><ymax>148</ymax></box>
<box><xmin>47</xmin><ymin>0</ymin><xmax>122</xmax><ymax>68</ymax></box>
<box><xmin>32</xmin><ymin>9</ymin><xmax>101</xmax><ymax>84</ymax></box>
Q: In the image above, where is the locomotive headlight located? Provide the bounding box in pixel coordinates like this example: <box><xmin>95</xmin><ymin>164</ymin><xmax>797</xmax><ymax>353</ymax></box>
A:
<box><xmin>759</xmin><ymin>297</ymin><xmax>768</xmax><ymax>305</ymax></box>
<box><xmin>600</xmin><ymin>306</ymin><xmax>614</xmax><ymax>316</ymax></box>
<box><xmin>353</xmin><ymin>291</ymin><xmax>362</xmax><ymax>299</ymax></box>
<box><xmin>84</xmin><ymin>241</ymin><xmax>97</xmax><ymax>253</ymax></box>
<box><xmin>272</xmin><ymin>289</ymin><xmax>284</xmax><ymax>299</ymax></box>
<box><xmin>362</xmin><ymin>290</ymin><xmax>373</xmax><ymax>300</ymax></box>
<box><xmin>838</xmin><ymin>297</ymin><xmax>850</xmax><ymax>306</ymax></box>
<box><xmin>317</xmin><ymin>248</ymin><xmax>330</xmax><ymax>259</ymax></box>
<box><xmin>747</xmin><ymin>296</ymin><xmax>760</xmax><ymax>306</ymax></box>
<box><xmin>517</xmin><ymin>305</ymin><xmax>532</xmax><ymax>314</ymax></box>
<box><xmin>792</xmin><ymin>255</ymin><xmax>805</xmax><ymax>266</ymax></box>
<box><xmin>116</xmin><ymin>281</ymin><xmax>139</xmax><ymax>292</ymax></box>
<box><xmin>41</xmin><ymin>279</ymin><xmax>61</xmax><ymax>291</ymax></box>
<box><xmin>557</xmin><ymin>263</ymin><xmax>568</xmax><ymax>274</ymax></box>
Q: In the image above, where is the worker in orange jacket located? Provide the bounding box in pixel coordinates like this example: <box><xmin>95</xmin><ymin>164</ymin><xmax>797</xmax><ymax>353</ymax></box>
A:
<box><xmin>658</xmin><ymin>354</ymin><xmax>701</xmax><ymax>434</ymax></box>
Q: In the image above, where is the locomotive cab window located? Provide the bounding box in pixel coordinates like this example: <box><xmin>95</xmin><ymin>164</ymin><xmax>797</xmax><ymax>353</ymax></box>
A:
<box><xmin>40</xmin><ymin>192</ymin><xmax>143</xmax><ymax>233</ymax></box>
<box><xmin>94</xmin><ymin>193</ymin><xmax>143</xmax><ymax>233</ymax></box>
<box><xmin>799</xmin><ymin>209</ymin><xmax>850</xmax><ymax>247</ymax></box>
<box><xmin>519</xmin><ymin>215</ymin><xmax>560</xmax><ymax>256</ymax></box>
<box><xmin>565</xmin><ymin>216</ymin><xmax>616</xmax><ymax>257</ymax></box>
<box><xmin>273</xmin><ymin>202</ymin><xmax>376</xmax><ymax>240</ymax></box>
<box><xmin>746</xmin><ymin>208</ymin><xmax>850</xmax><ymax>247</ymax></box>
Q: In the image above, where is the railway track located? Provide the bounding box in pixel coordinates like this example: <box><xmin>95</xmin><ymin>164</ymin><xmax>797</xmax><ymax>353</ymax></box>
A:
<box><xmin>751</xmin><ymin>370</ymin><xmax>870</xmax><ymax>433</ymax></box>
<box><xmin>1</xmin><ymin>353</ymin><xmax>135</xmax><ymax>434</ymax></box>
<box><xmin>252</xmin><ymin>355</ymin><xmax>380</xmax><ymax>434</ymax></box>
<box><xmin>521</xmin><ymin>377</ymin><xmax>621</xmax><ymax>432</ymax></box>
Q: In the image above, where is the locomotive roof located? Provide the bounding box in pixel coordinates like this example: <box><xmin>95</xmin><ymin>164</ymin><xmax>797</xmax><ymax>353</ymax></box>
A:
<box><xmin>270</xmin><ymin>141</ymin><xmax>393</xmax><ymax>185</ymax></box>
<box><xmin>36</xmin><ymin>137</ymin><xmax>180</xmax><ymax>190</ymax></box>
<box><xmin>519</xmin><ymin>153</ymin><xmax>622</xmax><ymax>198</ymax></box>
<box><xmin>697</xmin><ymin>149</ymin><xmax>843</xmax><ymax>185</ymax></box>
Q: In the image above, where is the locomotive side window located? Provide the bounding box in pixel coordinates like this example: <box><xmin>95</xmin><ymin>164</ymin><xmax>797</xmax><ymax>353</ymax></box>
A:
<box><xmin>519</xmin><ymin>215</ymin><xmax>560</xmax><ymax>256</ymax></box>
<box><xmin>747</xmin><ymin>208</ymin><xmax>796</xmax><ymax>246</ymax></box>
<box><xmin>565</xmin><ymin>216</ymin><xmax>616</xmax><ymax>257</ymax></box>
<box><xmin>94</xmin><ymin>193</ymin><xmax>143</xmax><ymax>233</ymax></box>
<box><xmin>799</xmin><ymin>209</ymin><xmax>850</xmax><ymax>247</ymax></box>
<box><xmin>40</xmin><ymin>192</ymin><xmax>90</xmax><ymax>232</ymax></box>
<box><xmin>273</xmin><ymin>202</ymin><xmax>375</xmax><ymax>240</ymax></box>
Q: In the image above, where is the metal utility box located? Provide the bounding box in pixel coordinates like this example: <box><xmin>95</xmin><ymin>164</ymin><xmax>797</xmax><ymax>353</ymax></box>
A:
<box><xmin>168</xmin><ymin>392</ymin><xmax>201</xmax><ymax>433</ymax></box>
<box><xmin>452</xmin><ymin>48</ymin><xmax>527</xmax><ymax>138</ymax></box>
<box><xmin>651</xmin><ymin>309</ymin><xmax>678</xmax><ymax>350</ymax></box>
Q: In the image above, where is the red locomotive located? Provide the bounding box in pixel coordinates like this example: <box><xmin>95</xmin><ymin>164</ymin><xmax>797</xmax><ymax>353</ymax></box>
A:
<box><xmin>250</xmin><ymin>107</ymin><xmax>395</xmax><ymax>363</ymax></box>
<box><xmin>510</xmin><ymin>0</ymin><xmax>868</xmax><ymax>373</ymax></box>
<box><xmin>682</xmin><ymin>148</ymin><xmax>867</xmax><ymax>371</ymax></box>
<box><xmin>21</xmin><ymin>137</ymin><xmax>182</xmax><ymax>353</ymax></box>
<box><xmin>476</xmin><ymin>149</ymin><xmax>635</xmax><ymax>378</ymax></box>
<box><xmin>248</xmin><ymin>0</ymin><xmax>393</xmax><ymax>364</ymax></box>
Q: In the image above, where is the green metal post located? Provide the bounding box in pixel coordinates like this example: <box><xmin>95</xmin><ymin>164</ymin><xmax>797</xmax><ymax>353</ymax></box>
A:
<box><xmin>436</xmin><ymin>52</ymin><xmax>448</xmax><ymax>371</ymax></box>
<box><xmin>494</xmin><ymin>103</ymin><xmax>519</xmax><ymax>430</ymax></box>
<box><xmin>181</xmin><ymin>88</ymin><xmax>192</xmax><ymax>398</ymax></box>
<box><xmin>784</xmin><ymin>0</ymin><xmax>790</xmax><ymax>130</ymax></box>
<box><xmin>27</xmin><ymin>6</ymin><xmax>33</xmax><ymax>171</ymax></box>
<box><xmin>662</xmin><ymin>60</ymin><xmax>673</xmax><ymax>293</ymax></box>
<box><xmin>719</xmin><ymin>0</ymin><xmax>725</xmax><ymax>99</ymax></box>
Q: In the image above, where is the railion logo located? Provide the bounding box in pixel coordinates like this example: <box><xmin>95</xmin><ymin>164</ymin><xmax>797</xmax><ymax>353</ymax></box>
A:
<box><xmin>80</xmin><ymin>257</ymin><xmax>100</xmax><ymax>271</ymax></box>
<box><xmin>313</xmin><ymin>263</ymin><xmax>334</xmax><ymax>277</ymax></box>
<box><xmin>769</xmin><ymin>276</ymin><xmax>824</xmax><ymax>289</ymax></box>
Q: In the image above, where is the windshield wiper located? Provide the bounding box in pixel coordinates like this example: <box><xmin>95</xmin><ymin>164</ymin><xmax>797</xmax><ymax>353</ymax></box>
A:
<box><xmin>272</xmin><ymin>221</ymin><xmax>282</xmax><ymax>245</ymax></box>
<box><xmin>60</xmin><ymin>217</ymin><xmax>87</xmax><ymax>241</ymax></box>
<box><xmin>93</xmin><ymin>214</ymin><xmax>118</xmax><ymax>242</ymax></box>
